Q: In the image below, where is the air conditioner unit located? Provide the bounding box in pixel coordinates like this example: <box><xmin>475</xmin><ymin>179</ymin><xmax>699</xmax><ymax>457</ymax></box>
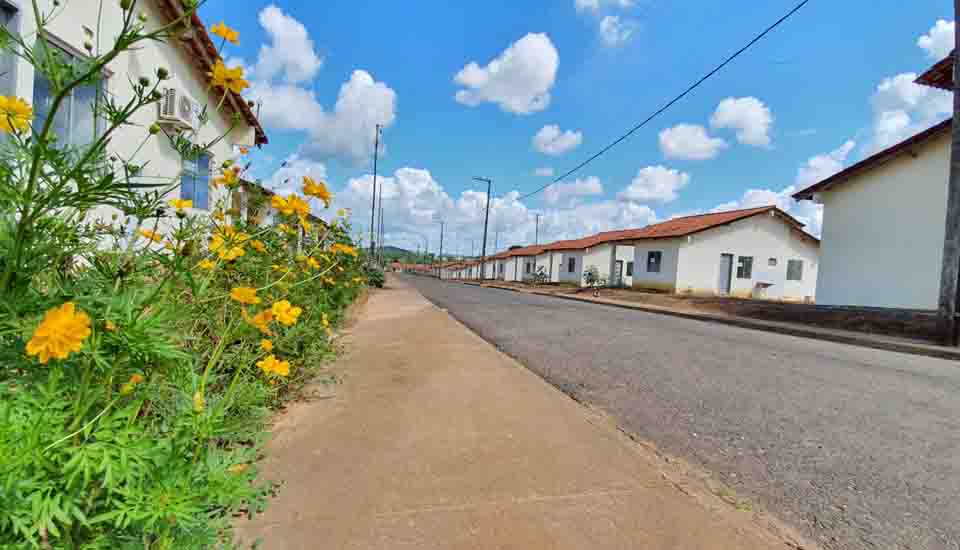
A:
<box><xmin>157</xmin><ymin>88</ymin><xmax>196</xmax><ymax>130</ymax></box>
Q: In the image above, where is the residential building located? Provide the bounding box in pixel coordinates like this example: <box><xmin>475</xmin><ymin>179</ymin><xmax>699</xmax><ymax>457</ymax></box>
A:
<box><xmin>3</xmin><ymin>0</ymin><xmax>266</xmax><ymax>230</ymax></box>
<box><xmin>793</xmin><ymin>56</ymin><xmax>950</xmax><ymax>310</ymax></box>
<box><xmin>620</xmin><ymin>207</ymin><xmax>820</xmax><ymax>301</ymax></box>
<box><xmin>503</xmin><ymin>245</ymin><xmax>545</xmax><ymax>282</ymax></box>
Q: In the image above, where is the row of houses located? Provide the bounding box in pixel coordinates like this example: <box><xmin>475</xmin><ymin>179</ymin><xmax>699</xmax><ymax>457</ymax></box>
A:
<box><xmin>441</xmin><ymin>206</ymin><xmax>821</xmax><ymax>302</ymax></box>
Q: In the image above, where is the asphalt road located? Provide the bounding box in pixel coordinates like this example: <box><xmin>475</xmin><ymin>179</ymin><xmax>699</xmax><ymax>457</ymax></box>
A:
<box><xmin>403</xmin><ymin>276</ymin><xmax>960</xmax><ymax>550</ymax></box>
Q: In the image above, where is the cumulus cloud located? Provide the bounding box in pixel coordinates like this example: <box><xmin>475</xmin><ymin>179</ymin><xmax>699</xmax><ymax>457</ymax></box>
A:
<box><xmin>247</xmin><ymin>81</ymin><xmax>325</xmax><ymax>132</ymax></box>
<box><xmin>454</xmin><ymin>33</ymin><xmax>559</xmax><ymax>115</ymax></box>
<box><xmin>868</xmin><ymin>71</ymin><xmax>951</xmax><ymax>151</ymax></box>
<box><xmin>533</xmin><ymin>125</ymin><xmax>583</xmax><ymax>155</ymax></box>
<box><xmin>253</xmin><ymin>5</ymin><xmax>324</xmax><ymax>83</ymax></box>
<box><xmin>535</xmin><ymin>167</ymin><xmax>555</xmax><ymax>177</ymax></box>
<box><xmin>618</xmin><ymin>165</ymin><xmax>690</xmax><ymax>204</ymax></box>
<box><xmin>711</xmin><ymin>186</ymin><xmax>823</xmax><ymax>237</ymax></box>
<box><xmin>710</xmin><ymin>97</ymin><xmax>774</xmax><ymax>147</ymax></box>
<box><xmin>544</xmin><ymin>176</ymin><xmax>604</xmax><ymax>205</ymax></box>
<box><xmin>659</xmin><ymin>124</ymin><xmax>728</xmax><ymax>160</ymax></box>
<box><xmin>918</xmin><ymin>19</ymin><xmax>955</xmax><ymax>60</ymax></box>
<box><xmin>795</xmin><ymin>140</ymin><xmax>856</xmax><ymax>187</ymax></box>
<box><xmin>599</xmin><ymin>16</ymin><xmax>638</xmax><ymax>47</ymax></box>
<box><xmin>266</xmin><ymin>155</ymin><xmax>328</xmax><ymax>195</ymax></box>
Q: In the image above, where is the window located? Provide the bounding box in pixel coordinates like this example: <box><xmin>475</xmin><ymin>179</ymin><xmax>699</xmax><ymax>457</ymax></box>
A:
<box><xmin>736</xmin><ymin>256</ymin><xmax>753</xmax><ymax>279</ymax></box>
<box><xmin>0</xmin><ymin>1</ymin><xmax>19</xmax><ymax>96</ymax></box>
<box><xmin>525</xmin><ymin>261</ymin><xmax>532</xmax><ymax>274</ymax></box>
<box><xmin>568</xmin><ymin>257</ymin><xmax>576</xmax><ymax>273</ymax></box>
<box><xmin>32</xmin><ymin>40</ymin><xmax>106</xmax><ymax>147</ymax></box>
<box><xmin>181</xmin><ymin>153</ymin><xmax>211</xmax><ymax>210</ymax></box>
<box><xmin>626</xmin><ymin>262</ymin><xmax>634</xmax><ymax>276</ymax></box>
<box><xmin>768</xmin><ymin>258</ymin><xmax>778</xmax><ymax>267</ymax></box>
<box><xmin>647</xmin><ymin>251</ymin><xmax>662</xmax><ymax>273</ymax></box>
<box><xmin>787</xmin><ymin>259</ymin><xmax>804</xmax><ymax>281</ymax></box>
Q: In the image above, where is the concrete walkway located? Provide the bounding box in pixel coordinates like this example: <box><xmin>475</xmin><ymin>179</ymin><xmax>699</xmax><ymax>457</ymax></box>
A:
<box><xmin>238</xmin><ymin>276</ymin><xmax>810</xmax><ymax>550</ymax></box>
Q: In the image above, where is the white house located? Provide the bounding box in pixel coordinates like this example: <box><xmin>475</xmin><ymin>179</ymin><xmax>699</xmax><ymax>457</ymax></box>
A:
<box><xmin>501</xmin><ymin>245</ymin><xmax>544</xmax><ymax>282</ymax></box>
<box><xmin>793</xmin><ymin>57</ymin><xmax>950</xmax><ymax>310</ymax></box>
<box><xmin>3</xmin><ymin>0</ymin><xmax>266</xmax><ymax>231</ymax></box>
<box><xmin>543</xmin><ymin>241</ymin><xmax>585</xmax><ymax>284</ymax></box>
<box><xmin>621</xmin><ymin>207</ymin><xmax>820</xmax><ymax>301</ymax></box>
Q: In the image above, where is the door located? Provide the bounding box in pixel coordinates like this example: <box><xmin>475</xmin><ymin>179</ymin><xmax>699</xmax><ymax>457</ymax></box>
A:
<box><xmin>614</xmin><ymin>260</ymin><xmax>624</xmax><ymax>287</ymax></box>
<box><xmin>718</xmin><ymin>254</ymin><xmax>734</xmax><ymax>295</ymax></box>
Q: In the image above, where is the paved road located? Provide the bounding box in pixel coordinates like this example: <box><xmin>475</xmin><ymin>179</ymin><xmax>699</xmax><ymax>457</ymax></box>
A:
<box><xmin>404</xmin><ymin>276</ymin><xmax>960</xmax><ymax>550</ymax></box>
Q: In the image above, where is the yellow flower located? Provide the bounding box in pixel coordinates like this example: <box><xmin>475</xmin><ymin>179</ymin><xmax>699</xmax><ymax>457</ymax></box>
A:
<box><xmin>298</xmin><ymin>216</ymin><xmax>312</xmax><ymax>232</ymax></box>
<box><xmin>306</xmin><ymin>257</ymin><xmax>320</xmax><ymax>269</ymax></box>
<box><xmin>213</xmin><ymin>210</ymin><xmax>226</xmax><ymax>222</ymax></box>
<box><xmin>104</xmin><ymin>319</ymin><xmax>117</xmax><ymax>332</ymax></box>
<box><xmin>261</xmin><ymin>339</ymin><xmax>274</xmax><ymax>352</ymax></box>
<box><xmin>120</xmin><ymin>373</ymin><xmax>144</xmax><ymax>395</ymax></box>
<box><xmin>272</xmin><ymin>194</ymin><xmax>310</xmax><ymax>217</ymax></box>
<box><xmin>208</xmin><ymin>60</ymin><xmax>249</xmax><ymax>95</ymax></box>
<box><xmin>257</xmin><ymin>354</ymin><xmax>290</xmax><ymax>377</ymax></box>
<box><xmin>230</xmin><ymin>286</ymin><xmax>261</xmax><ymax>305</ymax></box>
<box><xmin>214</xmin><ymin>166</ymin><xmax>240</xmax><ymax>188</ymax></box>
<box><xmin>321</xmin><ymin>313</ymin><xmax>330</xmax><ymax>329</ymax></box>
<box><xmin>271</xmin><ymin>300</ymin><xmax>303</xmax><ymax>326</ymax></box>
<box><xmin>169</xmin><ymin>198</ymin><xmax>192</xmax><ymax>211</ymax></box>
<box><xmin>139</xmin><ymin>229</ymin><xmax>163</xmax><ymax>243</ymax></box>
<box><xmin>193</xmin><ymin>391</ymin><xmax>205</xmax><ymax>413</ymax></box>
<box><xmin>0</xmin><ymin>96</ymin><xmax>33</xmax><ymax>134</ymax></box>
<box><xmin>210</xmin><ymin>21</ymin><xmax>239</xmax><ymax>45</ymax></box>
<box><xmin>251</xmin><ymin>240</ymin><xmax>267</xmax><ymax>253</ymax></box>
<box><xmin>219</xmin><ymin>246</ymin><xmax>245</xmax><ymax>261</ymax></box>
<box><xmin>271</xmin><ymin>264</ymin><xmax>291</xmax><ymax>275</ymax></box>
<box><xmin>303</xmin><ymin>176</ymin><xmax>332</xmax><ymax>207</ymax></box>
<box><xmin>26</xmin><ymin>303</ymin><xmax>92</xmax><ymax>364</ymax></box>
<box><xmin>228</xmin><ymin>463</ymin><xmax>250</xmax><ymax>475</ymax></box>
<box><xmin>198</xmin><ymin>259</ymin><xmax>216</xmax><ymax>270</ymax></box>
<box><xmin>243</xmin><ymin>308</ymin><xmax>275</xmax><ymax>336</ymax></box>
<box><xmin>329</xmin><ymin>243</ymin><xmax>358</xmax><ymax>257</ymax></box>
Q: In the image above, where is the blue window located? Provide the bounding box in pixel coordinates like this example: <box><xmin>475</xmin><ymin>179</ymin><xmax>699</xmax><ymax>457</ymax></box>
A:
<box><xmin>181</xmin><ymin>153</ymin><xmax>211</xmax><ymax>210</ymax></box>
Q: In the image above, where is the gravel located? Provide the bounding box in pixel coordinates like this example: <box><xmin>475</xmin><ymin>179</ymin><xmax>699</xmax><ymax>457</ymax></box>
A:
<box><xmin>406</xmin><ymin>276</ymin><xmax>960</xmax><ymax>550</ymax></box>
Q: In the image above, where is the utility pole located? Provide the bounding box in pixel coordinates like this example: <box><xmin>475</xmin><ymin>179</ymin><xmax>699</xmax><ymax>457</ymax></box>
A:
<box><xmin>938</xmin><ymin>5</ymin><xmax>960</xmax><ymax>345</ymax></box>
<box><xmin>534</xmin><ymin>214</ymin><xmax>542</xmax><ymax>245</ymax></box>
<box><xmin>473</xmin><ymin>177</ymin><xmax>493</xmax><ymax>280</ymax></box>
<box><xmin>437</xmin><ymin>221</ymin><xmax>445</xmax><ymax>279</ymax></box>
<box><xmin>378</xmin><ymin>184</ymin><xmax>386</xmax><ymax>266</ymax></box>
<box><xmin>368</xmin><ymin>124</ymin><xmax>381</xmax><ymax>259</ymax></box>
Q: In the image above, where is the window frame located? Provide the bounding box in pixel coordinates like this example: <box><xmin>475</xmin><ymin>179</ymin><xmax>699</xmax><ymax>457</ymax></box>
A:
<box><xmin>32</xmin><ymin>34</ymin><xmax>109</xmax><ymax>147</ymax></box>
<box><xmin>0</xmin><ymin>0</ymin><xmax>20</xmax><ymax>97</ymax></box>
<box><xmin>786</xmin><ymin>259</ymin><xmax>804</xmax><ymax>282</ymax></box>
<box><xmin>736</xmin><ymin>256</ymin><xmax>754</xmax><ymax>279</ymax></box>
<box><xmin>567</xmin><ymin>256</ymin><xmax>576</xmax><ymax>273</ymax></box>
<box><xmin>180</xmin><ymin>152</ymin><xmax>212</xmax><ymax>210</ymax></box>
<box><xmin>647</xmin><ymin>251</ymin><xmax>662</xmax><ymax>273</ymax></box>
<box><xmin>626</xmin><ymin>261</ymin><xmax>634</xmax><ymax>277</ymax></box>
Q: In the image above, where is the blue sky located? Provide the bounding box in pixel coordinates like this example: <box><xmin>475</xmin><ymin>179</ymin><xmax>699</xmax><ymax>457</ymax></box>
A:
<box><xmin>201</xmin><ymin>0</ymin><xmax>954</xmax><ymax>254</ymax></box>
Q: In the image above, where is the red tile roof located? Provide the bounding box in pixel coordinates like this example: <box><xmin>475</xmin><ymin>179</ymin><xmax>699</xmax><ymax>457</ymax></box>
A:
<box><xmin>793</xmin><ymin>119</ymin><xmax>951</xmax><ymax>200</ymax></box>
<box><xmin>916</xmin><ymin>52</ymin><xmax>954</xmax><ymax>90</ymax></box>
<box><xmin>503</xmin><ymin>245</ymin><xmax>547</xmax><ymax>258</ymax></box>
<box><xmin>156</xmin><ymin>0</ymin><xmax>268</xmax><ymax>146</ymax></box>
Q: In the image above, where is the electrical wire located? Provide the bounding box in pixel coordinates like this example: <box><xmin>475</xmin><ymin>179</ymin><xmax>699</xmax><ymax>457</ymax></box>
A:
<box><xmin>517</xmin><ymin>0</ymin><xmax>813</xmax><ymax>201</ymax></box>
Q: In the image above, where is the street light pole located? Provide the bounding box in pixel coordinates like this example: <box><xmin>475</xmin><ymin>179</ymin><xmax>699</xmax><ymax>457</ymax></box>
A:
<box><xmin>437</xmin><ymin>221</ymin><xmax>445</xmax><ymax>279</ymax></box>
<box><xmin>938</xmin><ymin>2</ymin><xmax>960</xmax><ymax>345</ymax></box>
<box><xmin>535</xmin><ymin>213</ymin><xmax>542</xmax><ymax>245</ymax></box>
<box><xmin>473</xmin><ymin>177</ymin><xmax>493</xmax><ymax>281</ymax></box>
<box><xmin>368</xmin><ymin>124</ymin><xmax>381</xmax><ymax>258</ymax></box>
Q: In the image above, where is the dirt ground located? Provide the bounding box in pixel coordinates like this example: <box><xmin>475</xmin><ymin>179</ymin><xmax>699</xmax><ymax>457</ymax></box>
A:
<box><xmin>236</xmin><ymin>275</ymin><xmax>813</xmax><ymax>550</ymax></box>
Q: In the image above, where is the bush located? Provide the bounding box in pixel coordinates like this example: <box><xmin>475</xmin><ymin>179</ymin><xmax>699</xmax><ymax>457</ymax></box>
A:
<box><xmin>0</xmin><ymin>4</ymin><xmax>366</xmax><ymax>548</ymax></box>
<box><xmin>364</xmin><ymin>264</ymin><xmax>385</xmax><ymax>288</ymax></box>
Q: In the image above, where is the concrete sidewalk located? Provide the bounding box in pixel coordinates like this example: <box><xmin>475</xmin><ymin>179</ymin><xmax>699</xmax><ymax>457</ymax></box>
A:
<box><xmin>238</xmin><ymin>276</ymin><xmax>811</xmax><ymax>550</ymax></box>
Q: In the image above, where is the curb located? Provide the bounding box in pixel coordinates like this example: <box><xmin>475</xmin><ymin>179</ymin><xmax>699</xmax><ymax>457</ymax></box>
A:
<box><xmin>465</xmin><ymin>282</ymin><xmax>960</xmax><ymax>362</ymax></box>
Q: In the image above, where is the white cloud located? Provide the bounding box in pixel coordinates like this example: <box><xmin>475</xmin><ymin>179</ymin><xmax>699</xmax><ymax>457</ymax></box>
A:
<box><xmin>544</xmin><ymin>176</ymin><xmax>604</xmax><ymax>205</ymax></box>
<box><xmin>918</xmin><ymin>19</ymin><xmax>955</xmax><ymax>60</ymax></box>
<box><xmin>711</xmin><ymin>186</ymin><xmax>823</xmax><ymax>237</ymax></box>
<box><xmin>618</xmin><ymin>165</ymin><xmax>690</xmax><ymax>204</ymax></box>
<box><xmin>795</xmin><ymin>140</ymin><xmax>856</xmax><ymax>187</ymax></box>
<box><xmin>533</xmin><ymin>125</ymin><xmax>583</xmax><ymax>155</ymax></box>
<box><xmin>575</xmin><ymin>0</ymin><xmax>635</xmax><ymax>13</ymax></box>
<box><xmin>868</xmin><ymin>71</ymin><xmax>951</xmax><ymax>151</ymax></box>
<box><xmin>253</xmin><ymin>5</ymin><xmax>324</xmax><ymax>83</ymax></box>
<box><xmin>299</xmin><ymin>70</ymin><xmax>398</xmax><ymax>166</ymax></box>
<box><xmin>599</xmin><ymin>16</ymin><xmax>637</xmax><ymax>47</ymax></box>
<box><xmin>454</xmin><ymin>33</ymin><xmax>559</xmax><ymax>115</ymax></box>
<box><xmin>659</xmin><ymin>124</ymin><xmax>728</xmax><ymax>160</ymax></box>
<box><xmin>266</xmin><ymin>154</ymin><xmax>328</xmax><ymax>196</ymax></box>
<box><xmin>535</xmin><ymin>167</ymin><xmax>555</xmax><ymax>177</ymax></box>
<box><xmin>710</xmin><ymin>97</ymin><xmax>774</xmax><ymax>147</ymax></box>
<box><xmin>247</xmin><ymin>81</ymin><xmax>324</xmax><ymax>132</ymax></box>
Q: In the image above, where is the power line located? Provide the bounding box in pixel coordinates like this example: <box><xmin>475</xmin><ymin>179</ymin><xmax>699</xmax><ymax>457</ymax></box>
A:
<box><xmin>518</xmin><ymin>0</ymin><xmax>812</xmax><ymax>202</ymax></box>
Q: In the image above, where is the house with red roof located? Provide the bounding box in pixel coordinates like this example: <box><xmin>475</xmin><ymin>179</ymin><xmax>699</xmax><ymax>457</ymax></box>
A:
<box><xmin>793</xmin><ymin>56</ymin><xmax>951</xmax><ymax>309</ymax></box>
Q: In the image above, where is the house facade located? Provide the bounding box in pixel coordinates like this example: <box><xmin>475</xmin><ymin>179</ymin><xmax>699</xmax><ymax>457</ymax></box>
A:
<box><xmin>623</xmin><ymin>207</ymin><xmax>820</xmax><ymax>301</ymax></box>
<box><xmin>793</xmin><ymin>57</ymin><xmax>951</xmax><ymax>310</ymax></box>
<box><xmin>3</xmin><ymin>0</ymin><xmax>266</xmax><ymax>230</ymax></box>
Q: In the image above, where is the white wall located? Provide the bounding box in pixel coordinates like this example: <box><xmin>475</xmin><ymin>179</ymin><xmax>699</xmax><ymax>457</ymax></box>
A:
<box><xmin>505</xmin><ymin>256</ymin><xmax>522</xmax><ymax>282</ymax></box>
<box><xmin>815</xmin><ymin>133</ymin><xmax>948</xmax><ymax>309</ymax></box>
<box><xmin>12</xmin><ymin>1</ymin><xmax>257</xmax><ymax>235</ymax></box>
<box><xmin>582</xmin><ymin>244</ymin><xmax>612</xmax><ymax>287</ymax></box>
<box><xmin>631</xmin><ymin>239</ymin><xmax>683</xmax><ymax>292</ymax></box>
<box><xmin>553</xmin><ymin>251</ymin><xmax>584</xmax><ymax>284</ymax></box>
<box><xmin>678</xmin><ymin>213</ymin><xmax>820</xmax><ymax>301</ymax></box>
